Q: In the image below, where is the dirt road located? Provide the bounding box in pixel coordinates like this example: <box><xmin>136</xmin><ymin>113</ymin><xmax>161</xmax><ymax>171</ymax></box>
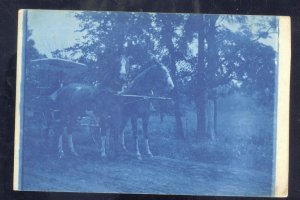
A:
<box><xmin>22</xmin><ymin>151</ymin><xmax>272</xmax><ymax>196</ymax></box>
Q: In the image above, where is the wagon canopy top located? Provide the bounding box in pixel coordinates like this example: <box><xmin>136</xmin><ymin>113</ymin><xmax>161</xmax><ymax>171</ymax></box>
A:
<box><xmin>31</xmin><ymin>58</ymin><xmax>87</xmax><ymax>77</ymax></box>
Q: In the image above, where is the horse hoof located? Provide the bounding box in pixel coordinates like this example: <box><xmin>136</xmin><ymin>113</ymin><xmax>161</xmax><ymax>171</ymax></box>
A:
<box><xmin>147</xmin><ymin>152</ymin><xmax>154</xmax><ymax>158</ymax></box>
<box><xmin>101</xmin><ymin>152</ymin><xmax>106</xmax><ymax>158</ymax></box>
<box><xmin>58</xmin><ymin>151</ymin><xmax>64</xmax><ymax>159</ymax></box>
<box><xmin>122</xmin><ymin>148</ymin><xmax>129</xmax><ymax>154</ymax></box>
<box><xmin>136</xmin><ymin>154</ymin><xmax>142</xmax><ymax>160</ymax></box>
<box><xmin>71</xmin><ymin>151</ymin><xmax>79</xmax><ymax>157</ymax></box>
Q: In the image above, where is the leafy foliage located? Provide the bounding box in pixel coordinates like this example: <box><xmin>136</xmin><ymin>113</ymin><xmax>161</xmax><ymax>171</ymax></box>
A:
<box><xmin>25</xmin><ymin>29</ymin><xmax>47</xmax><ymax>95</ymax></box>
<box><xmin>43</xmin><ymin>13</ymin><xmax>278</xmax><ymax>136</ymax></box>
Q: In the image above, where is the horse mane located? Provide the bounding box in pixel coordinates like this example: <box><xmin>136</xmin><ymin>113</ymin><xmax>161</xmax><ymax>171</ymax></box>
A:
<box><xmin>133</xmin><ymin>66</ymin><xmax>156</xmax><ymax>82</ymax></box>
<box><xmin>127</xmin><ymin>65</ymin><xmax>157</xmax><ymax>92</ymax></box>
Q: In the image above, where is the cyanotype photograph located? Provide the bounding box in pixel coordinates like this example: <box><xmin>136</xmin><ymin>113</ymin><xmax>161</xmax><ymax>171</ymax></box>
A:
<box><xmin>14</xmin><ymin>10</ymin><xmax>290</xmax><ymax>197</ymax></box>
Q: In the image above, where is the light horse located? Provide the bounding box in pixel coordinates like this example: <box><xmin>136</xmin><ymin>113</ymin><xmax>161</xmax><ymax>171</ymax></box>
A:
<box><xmin>119</xmin><ymin>64</ymin><xmax>174</xmax><ymax>160</ymax></box>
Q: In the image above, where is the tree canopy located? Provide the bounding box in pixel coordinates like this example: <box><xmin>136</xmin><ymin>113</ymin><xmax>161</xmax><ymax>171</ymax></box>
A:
<box><xmin>32</xmin><ymin>12</ymin><xmax>278</xmax><ymax>138</ymax></box>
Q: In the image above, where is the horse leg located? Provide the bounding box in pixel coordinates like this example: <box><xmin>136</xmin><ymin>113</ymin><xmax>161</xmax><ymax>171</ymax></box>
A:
<box><xmin>57</xmin><ymin>120</ymin><xmax>65</xmax><ymax>158</ymax></box>
<box><xmin>99</xmin><ymin>120</ymin><xmax>107</xmax><ymax>158</ymax></box>
<box><xmin>100</xmin><ymin>135</ymin><xmax>106</xmax><ymax>158</ymax></box>
<box><xmin>160</xmin><ymin>113</ymin><xmax>164</xmax><ymax>123</ymax></box>
<box><xmin>66</xmin><ymin>119</ymin><xmax>78</xmax><ymax>156</ymax></box>
<box><xmin>131</xmin><ymin>117</ymin><xmax>141</xmax><ymax>160</ymax></box>
<box><xmin>58</xmin><ymin>133</ymin><xmax>64</xmax><ymax>158</ymax></box>
<box><xmin>120</xmin><ymin>117</ymin><xmax>129</xmax><ymax>152</ymax></box>
<box><xmin>67</xmin><ymin>133</ymin><xmax>78</xmax><ymax>156</ymax></box>
<box><xmin>143</xmin><ymin>115</ymin><xmax>153</xmax><ymax>157</ymax></box>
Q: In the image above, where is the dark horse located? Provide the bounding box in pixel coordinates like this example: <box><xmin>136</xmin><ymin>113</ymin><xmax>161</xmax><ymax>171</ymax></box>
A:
<box><xmin>120</xmin><ymin>64</ymin><xmax>174</xmax><ymax>159</ymax></box>
<box><xmin>51</xmin><ymin>82</ymin><xmax>121</xmax><ymax>158</ymax></box>
<box><xmin>51</xmin><ymin>64</ymin><xmax>173</xmax><ymax>159</ymax></box>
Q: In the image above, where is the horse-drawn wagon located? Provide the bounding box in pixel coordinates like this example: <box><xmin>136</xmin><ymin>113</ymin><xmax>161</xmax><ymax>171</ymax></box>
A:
<box><xmin>26</xmin><ymin>58</ymin><xmax>174</xmax><ymax>159</ymax></box>
<box><xmin>25</xmin><ymin>58</ymin><xmax>88</xmax><ymax>148</ymax></box>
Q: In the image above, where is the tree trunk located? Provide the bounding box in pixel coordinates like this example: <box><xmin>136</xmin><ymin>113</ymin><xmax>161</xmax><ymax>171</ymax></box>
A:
<box><xmin>206</xmin><ymin>17</ymin><xmax>218</xmax><ymax>81</ymax></box>
<box><xmin>164</xmin><ymin>18</ymin><xmax>184</xmax><ymax>139</ymax></box>
<box><xmin>195</xmin><ymin>16</ymin><xmax>206</xmax><ymax>139</ymax></box>
<box><xmin>196</xmin><ymin>93</ymin><xmax>205</xmax><ymax>139</ymax></box>
<box><xmin>205</xmin><ymin>98</ymin><xmax>216</xmax><ymax>140</ymax></box>
<box><xmin>205</xmin><ymin>16</ymin><xmax>218</xmax><ymax>140</ymax></box>
<box><xmin>173</xmin><ymin>89</ymin><xmax>184</xmax><ymax>139</ymax></box>
<box><xmin>213</xmin><ymin>98</ymin><xmax>217</xmax><ymax>137</ymax></box>
<box><xmin>170</xmin><ymin>55</ymin><xmax>184</xmax><ymax>139</ymax></box>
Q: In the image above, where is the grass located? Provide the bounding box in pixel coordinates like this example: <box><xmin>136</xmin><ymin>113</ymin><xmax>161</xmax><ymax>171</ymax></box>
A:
<box><xmin>23</xmin><ymin>93</ymin><xmax>275</xmax><ymax>173</ymax></box>
<box><xmin>21</xmin><ymin>93</ymin><xmax>275</xmax><ymax>195</ymax></box>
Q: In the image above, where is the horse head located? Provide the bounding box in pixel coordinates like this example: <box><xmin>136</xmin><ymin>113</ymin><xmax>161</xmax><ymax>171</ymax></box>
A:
<box><xmin>149</xmin><ymin>65</ymin><xmax>174</xmax><ymax>94</ymax></box>
<box><xmin>129</xmin><ymin>64</ymin><xmax>174</xmax><ymax>95</ymax></box>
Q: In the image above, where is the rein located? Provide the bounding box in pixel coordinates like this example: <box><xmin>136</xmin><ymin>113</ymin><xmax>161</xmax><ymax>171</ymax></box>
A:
<box><xmin>117</xmin><ymin>94</ymin><xmax>172</xmax><ymax>105</ymax></box>
<box><xmin>123</xmin><ymin>97</ymin><xmax>149</xmax><ymax>105</ymax></box>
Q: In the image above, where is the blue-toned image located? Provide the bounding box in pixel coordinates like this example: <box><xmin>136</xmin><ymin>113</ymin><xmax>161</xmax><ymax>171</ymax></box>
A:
<box><xmin>20</xmin><ymin>10</ymin><xmax>279</xmax><ymax>196</ymax></box>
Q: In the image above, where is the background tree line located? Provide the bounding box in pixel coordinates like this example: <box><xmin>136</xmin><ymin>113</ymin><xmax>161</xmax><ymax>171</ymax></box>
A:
<box><xmin>27</xmin><ymin>11</ymin><xmax>278</xmax><ymax>141</ymax></box>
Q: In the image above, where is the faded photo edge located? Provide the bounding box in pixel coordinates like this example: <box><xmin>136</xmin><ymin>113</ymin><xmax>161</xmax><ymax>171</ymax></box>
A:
<box><xmin>274</xmin><ymin>16</ymin><xmax>291</xmax><ymax>197</ymax></box>
<box><xmin>12</xmin><ymin>10</ymin><xmax>291</xmax><ymax>196</ymax></box>
<box><xmin>13</xmin><ymin>9</ymin><xmax>26</xmax><ymax>191</ymax></box>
